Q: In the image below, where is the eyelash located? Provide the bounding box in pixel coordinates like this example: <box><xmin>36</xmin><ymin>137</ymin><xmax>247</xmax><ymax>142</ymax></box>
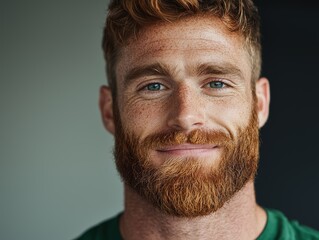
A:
<box><xmin>205</xmin><ymin>80</ymin><xmax>229</xmax><ymax>89</ymax></box>
<box><xmin>138</xmin><ymin>82</ymin><xmax>167</xmax><ymax>92</ymax></box>
<box><xmin>138</xmin><ymin>79</ymin><xmax>230</xmax><ymax>94</ymax></box>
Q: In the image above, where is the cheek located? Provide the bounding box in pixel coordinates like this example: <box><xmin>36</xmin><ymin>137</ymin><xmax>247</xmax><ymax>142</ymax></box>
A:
<box><xmin>208</xmin><ymin>95</ymin><xmax>253</xmax><ymax>133</ymax></box>
<box><xmin>119</xmin><ymin>99</ymin><xmax>167</xmax><ymax>136</ymax></box>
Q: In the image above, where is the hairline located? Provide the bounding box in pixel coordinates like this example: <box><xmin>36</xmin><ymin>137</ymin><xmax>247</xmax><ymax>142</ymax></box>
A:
<box><xmin>107</xmin><ymin>14</ymin><xmax>260</xmax><ymax>97</ymax></box>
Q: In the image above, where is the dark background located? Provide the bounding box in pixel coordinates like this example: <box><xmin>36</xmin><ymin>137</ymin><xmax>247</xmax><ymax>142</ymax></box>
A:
<box><xmin>255</xmin><ymin>1</ymin><xmax>319</xmax><ymax>229</ymax></box>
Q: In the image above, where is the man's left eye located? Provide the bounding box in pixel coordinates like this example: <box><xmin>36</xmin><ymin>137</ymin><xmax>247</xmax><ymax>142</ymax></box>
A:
<box><xmin>145</xmin><ymin>83</ymin><xmax>165</xmax><ymax>91</ymax></box>
<box><xmin>208</xmin><ymin>81</ymin><xmax>225</xmax><ymax>89</ymax></box>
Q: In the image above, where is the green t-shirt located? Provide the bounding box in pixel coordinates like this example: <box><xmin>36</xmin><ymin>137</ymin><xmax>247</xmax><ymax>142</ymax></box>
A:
<box><xmin>75</xmin><ymin>209</ymin><xmax>319</xmax><ymax>240</ymax></box>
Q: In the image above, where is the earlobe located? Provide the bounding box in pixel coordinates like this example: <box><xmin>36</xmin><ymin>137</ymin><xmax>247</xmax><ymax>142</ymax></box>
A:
<box><xmin>99</xmin><ymin>85</ymin><xmax>115</xmax><ymax>134</ymax></box>
<box><xmin>255</xmin><ymin>77</ymin><xmax>270</xmax><ymax>128</ymax></box>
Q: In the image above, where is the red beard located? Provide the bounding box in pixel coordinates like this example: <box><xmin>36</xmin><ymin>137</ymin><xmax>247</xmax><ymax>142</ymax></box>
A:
<box><xmin>113</xmin><ymin>105</ymin><xmax>259</xmax><ymax>217</ymax></box>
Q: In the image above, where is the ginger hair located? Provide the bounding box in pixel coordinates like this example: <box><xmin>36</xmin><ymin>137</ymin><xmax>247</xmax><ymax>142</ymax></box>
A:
<box><xmin>102</xmin><ymin>0</ymin><xmax>261</xmax><ymax>95</ymax></box>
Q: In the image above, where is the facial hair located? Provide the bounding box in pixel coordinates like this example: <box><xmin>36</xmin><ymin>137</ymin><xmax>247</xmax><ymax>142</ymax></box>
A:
<box><xmin>113</xmin><ymin>104</ymin><xmax>259</xmax><ymax>217</ymax></box>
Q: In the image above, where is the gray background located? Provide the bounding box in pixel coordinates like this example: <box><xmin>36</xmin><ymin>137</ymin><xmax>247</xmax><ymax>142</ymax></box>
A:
<box><xmin>1</xmin><ymin>1</ymin><xmax>319</xmax><ymax>240</ymax></box>
<box><xmin>1</xmin><ymin>1</ymin><xmax>123</xmax><ymax>240</ymax></box>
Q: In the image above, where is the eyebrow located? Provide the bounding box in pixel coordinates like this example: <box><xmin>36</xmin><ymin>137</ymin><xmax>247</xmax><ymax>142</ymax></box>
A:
<box><xmin>196</xmin><ymin>63</ymin><xmax>245</xmax><ymax>80</ymax></box>
<box><xmin>124</xmin><ymin>63</ymin><xmax>172</xmax><ymax>86</ymax></box>
<box><xmin>123</xmin><ymin>61</ymin><xmax>245</xmax><ymax>86</ymax></box>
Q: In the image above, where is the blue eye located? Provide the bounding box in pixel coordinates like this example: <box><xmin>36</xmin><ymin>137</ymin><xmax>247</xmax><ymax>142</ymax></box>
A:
<box><xmin>209</xmin><ymin>81</ymin><xmax>225</xmax><ymax>89</ymax></box>
<box><xmin>145</xmin><ymin>83</ymin><xmax>163</xmax><ymax>91</ymax></box>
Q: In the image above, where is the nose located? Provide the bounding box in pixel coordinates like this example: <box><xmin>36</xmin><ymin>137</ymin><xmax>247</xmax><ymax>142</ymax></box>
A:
<box><xmin>167</xmin><ymin>85</ymin><xmax>206</xmax><ymax>131</ymax></box>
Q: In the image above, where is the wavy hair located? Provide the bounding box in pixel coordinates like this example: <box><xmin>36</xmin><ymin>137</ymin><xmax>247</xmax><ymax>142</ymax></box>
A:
<box><xmin>102</xmin><ymin>0</ymin><xmax>261</xmax><ymax>95</ymax></box>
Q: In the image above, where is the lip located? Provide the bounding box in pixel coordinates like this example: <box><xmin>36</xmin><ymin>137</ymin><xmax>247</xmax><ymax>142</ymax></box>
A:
<box><xmin>156</xmin><ymin>144</ymin><xmax>219</xmax><ymax>156</ymax></box>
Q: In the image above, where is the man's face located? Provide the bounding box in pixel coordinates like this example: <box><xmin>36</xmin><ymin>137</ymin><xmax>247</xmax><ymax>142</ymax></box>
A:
<box><xmin>100</xmin><ymin>16</ymin><xmax>270</xmax><ymax>217</ymax></box>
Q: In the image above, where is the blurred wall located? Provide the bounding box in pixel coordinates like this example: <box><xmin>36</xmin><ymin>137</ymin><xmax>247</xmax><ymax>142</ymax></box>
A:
<box><xmin>0</xmin><ymin>1</ymin><xmax>123</xmax><ymax>240</ymax></box>
<box><xmin>1</xmin><ymin>1</ymin><xmax>318</xmax><ymax>240</ymax></box>
<box><xmin>255</xmin><ymin>0</ymin><xmax>319</xmax><ymax>230</ymax></box>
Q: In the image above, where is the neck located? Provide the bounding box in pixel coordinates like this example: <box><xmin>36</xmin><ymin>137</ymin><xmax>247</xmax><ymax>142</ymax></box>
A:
<box><xmin>120</xmin><ymin>181</ymin><xmax>267</xmax><ymax>240</ymax></box>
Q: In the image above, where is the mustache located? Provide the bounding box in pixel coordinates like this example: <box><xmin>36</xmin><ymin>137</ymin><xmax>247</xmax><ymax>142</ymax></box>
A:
<box><xmin>141</xmin><ymin>129</ymin><xmax>234</xmax><ymax>149</ymax></box>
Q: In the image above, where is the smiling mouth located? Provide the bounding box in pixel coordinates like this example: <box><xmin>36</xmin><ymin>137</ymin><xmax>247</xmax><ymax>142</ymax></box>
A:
<box><xmin>157</xmin><ymin>144</ymin><xmax>219</xmax><ymax>156</ymax></box>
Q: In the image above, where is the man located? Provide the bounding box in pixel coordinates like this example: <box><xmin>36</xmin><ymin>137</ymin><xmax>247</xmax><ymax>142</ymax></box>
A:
<box><xmin>76</xmin><ymin>0</ymin><xmax>319</xmax><ymax>239</ymax></box>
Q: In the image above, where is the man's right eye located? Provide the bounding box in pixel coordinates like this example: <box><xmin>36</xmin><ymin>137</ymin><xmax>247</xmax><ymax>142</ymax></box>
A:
<box><xmin>144</xmin><ymin>83</ymin><xmax>165</xmax><ymax>91</ymax></box>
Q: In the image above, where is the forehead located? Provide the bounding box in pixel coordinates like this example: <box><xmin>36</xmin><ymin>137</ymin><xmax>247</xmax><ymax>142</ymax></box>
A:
<box><xmin>116</xmin><ymin>15</ymin><xmax>251</xmax><ymax>82</ymax></box>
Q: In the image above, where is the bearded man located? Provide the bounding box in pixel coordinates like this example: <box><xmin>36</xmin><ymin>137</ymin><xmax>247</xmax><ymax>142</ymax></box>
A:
<box><xmin>75</xmin><ymin>0</ymin><xmax>319</xmax><ymax>239</ymax></box>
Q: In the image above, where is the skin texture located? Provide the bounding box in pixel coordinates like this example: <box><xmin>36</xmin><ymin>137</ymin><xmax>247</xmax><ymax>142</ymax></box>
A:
<box><xmin>99</xmin><ymin>15</ymin><xmax>270</xmax><ymax>240</ymax></box>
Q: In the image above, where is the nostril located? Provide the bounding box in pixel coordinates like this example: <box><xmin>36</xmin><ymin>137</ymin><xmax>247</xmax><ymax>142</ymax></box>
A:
<box><xmin>167</xmin><ymin>111</ymin><xmax>205</xmax><ymax>131</ymax></box>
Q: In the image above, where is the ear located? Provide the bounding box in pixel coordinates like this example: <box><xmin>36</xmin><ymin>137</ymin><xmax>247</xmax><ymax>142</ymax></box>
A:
<box><xmin>99</xmin><ymin>85</ymin><xmax>115</xmax><ymax>135</ymax></box>
<box><xmin>255</xmin><ymin>77</ymin><xmax>270</xmax><ymax>128</ymax></box>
